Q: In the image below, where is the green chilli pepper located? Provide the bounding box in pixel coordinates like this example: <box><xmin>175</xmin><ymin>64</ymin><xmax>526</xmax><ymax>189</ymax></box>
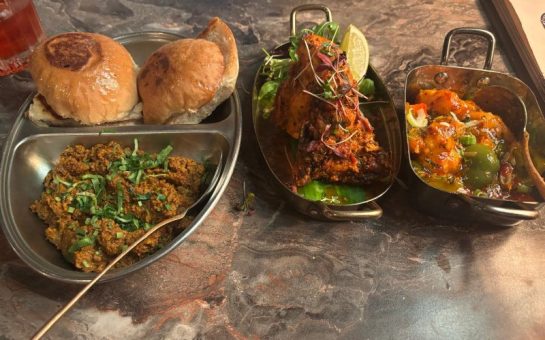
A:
<box><xmin>463</xmin><ymin>143</ymin><xmax>500</xmax><ymax>189</ymax></box>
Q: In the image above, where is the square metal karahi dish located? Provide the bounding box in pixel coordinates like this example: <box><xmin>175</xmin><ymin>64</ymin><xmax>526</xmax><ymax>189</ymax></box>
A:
<box><xmin>404</xmin><ymin>28</ymin><xmax>545</xmax><ymax>226</ymax></box>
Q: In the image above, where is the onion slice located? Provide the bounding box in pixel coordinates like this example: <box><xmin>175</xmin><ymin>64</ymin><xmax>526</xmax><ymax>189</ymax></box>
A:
<box><xmin>406</xmin><ymin>107</ymin><xmax>428</xmax><ymax>128</ymax></box>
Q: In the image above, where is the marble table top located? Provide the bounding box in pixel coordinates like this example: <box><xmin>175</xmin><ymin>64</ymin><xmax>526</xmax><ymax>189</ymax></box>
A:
<box><xmin>1</xmin><ymin>0</ymin><xmax>544</xmax><ymax>339</ymax></box>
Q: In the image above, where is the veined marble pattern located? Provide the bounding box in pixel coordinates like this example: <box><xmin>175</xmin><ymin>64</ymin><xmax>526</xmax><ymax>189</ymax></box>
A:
<box><xmin>1</xmin><ymin>1</ymin><xmax>544</xmax><ymax>339</ymax></box>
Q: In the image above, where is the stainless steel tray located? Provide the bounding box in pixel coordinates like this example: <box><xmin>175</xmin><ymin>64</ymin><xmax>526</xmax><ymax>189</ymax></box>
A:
<box><xmin>0</xmin><ymin>32</ymin><xmax>242</xmax><ymax>283</ymax></box>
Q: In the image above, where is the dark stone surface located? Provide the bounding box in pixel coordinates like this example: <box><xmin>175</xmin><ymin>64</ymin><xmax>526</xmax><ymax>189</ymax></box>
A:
<box><xmin>1</xmin><ymin>0</ymin><xmax>544</xmax><ymax>339</ymax></box>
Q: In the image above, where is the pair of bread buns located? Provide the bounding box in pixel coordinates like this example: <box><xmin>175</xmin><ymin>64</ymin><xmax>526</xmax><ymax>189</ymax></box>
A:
<box><xmin>28</xmin><ymin>17</ymin><xmax>238</xmax><ymax>126</ymax></box>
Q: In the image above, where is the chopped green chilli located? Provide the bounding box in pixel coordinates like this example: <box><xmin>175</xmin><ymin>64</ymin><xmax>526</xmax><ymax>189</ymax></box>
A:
<box><xmin>298</xmin><ymin>180</ymin><xmax>366</xmax><ymax>204</ymax></box>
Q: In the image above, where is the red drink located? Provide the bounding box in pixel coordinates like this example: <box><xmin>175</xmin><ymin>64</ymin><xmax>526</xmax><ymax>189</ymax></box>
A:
<box><xmin>0</xmin><ymin>0</ymin><xmax>44</xmax><ymax>76</ymax></box>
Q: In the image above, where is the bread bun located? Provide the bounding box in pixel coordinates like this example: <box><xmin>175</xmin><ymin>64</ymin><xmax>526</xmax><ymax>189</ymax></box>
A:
<box><xmin>138</xmin><ymin>39</ymin><xmax>224</xmax><ymax>124</ymax></box>
<box><xmin>29</xmin><ymin>32</ymin><xmax>139</xmax><ymax>125</ymax></box>
<box><xmin>197</xmin><ymin>17</ymin><xmax>239</xmax><ymax>110</ymax></box>
<box><xmin>138</xmin><ymin>17</ymin><xmax>239</xmax><ymax>124</ymax></box>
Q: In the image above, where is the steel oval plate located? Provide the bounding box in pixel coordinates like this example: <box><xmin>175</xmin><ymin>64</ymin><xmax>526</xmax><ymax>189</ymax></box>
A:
<box><xmin>252</xmin><ymin>42</ymin><xmax>402</xmax><ymax>221</ymax></box>
<box><xmin>0</xmin><ymin>32</ymin><xmax>242</xmax><ymax>283</ymax></box>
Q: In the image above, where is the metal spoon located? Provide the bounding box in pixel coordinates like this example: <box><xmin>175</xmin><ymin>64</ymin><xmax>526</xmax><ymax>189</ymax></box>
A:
<box><xmin>32</xmin><ymin>153</ymin><xmax>223</xmax><ymax>340</ymax></box>
<box><xmin>473</xmin><ymin>85</ymin><xmax>545</xmax><ymax>199</ymax></box>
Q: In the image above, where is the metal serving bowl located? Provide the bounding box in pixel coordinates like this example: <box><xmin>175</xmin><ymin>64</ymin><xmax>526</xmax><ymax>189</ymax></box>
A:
<box><xmin>404</xmin><ymin>28</ymin><xmax>545</xmax><ymax>226</ymax></box>
<box><xmin>252</xmin><ymin>5</ymin><xmax>402</xmax><ymax>221</ymax></box>
<box><xmin>0</xmin><ymin>32</ymin><xmax>242</xmax><ymax>283</ymax></box>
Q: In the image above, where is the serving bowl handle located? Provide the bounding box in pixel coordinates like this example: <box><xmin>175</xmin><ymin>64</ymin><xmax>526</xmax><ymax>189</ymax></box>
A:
<box><xmin>290</xmin><ymin>4</ymin><xmax>333</xmax><ymax>36</ymax></box>
<box><xmin>440</xmin><ymin>27</ymin><xmax>496</xmax><ymax>70</ymax></box>
<box><xmin>461</xmin><ymin>196</ymin><xmax>539</xmax><ymax>220</ymax></box>
<box><xmin>321</xmin><ymin>201</ymin><xmax>383</xmax><ymax>220</ymax></box>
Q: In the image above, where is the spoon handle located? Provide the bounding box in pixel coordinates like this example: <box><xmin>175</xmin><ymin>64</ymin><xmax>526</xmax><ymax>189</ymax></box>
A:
<box><xmin>31</xmin><ymin>210</ymin><xmax>188</xmax><ymax>340</ymax></box>
<box><xmin>522</xmin><ymin>131</ymin><xmax>545</xmax><ymax>200</ymax></box>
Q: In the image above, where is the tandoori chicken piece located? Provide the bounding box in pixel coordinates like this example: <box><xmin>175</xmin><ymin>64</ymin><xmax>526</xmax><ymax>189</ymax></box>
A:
<box><xmin>272</xmin><ymin>33</ymin><xmax>390</xmax><ymax>187</ymax></box>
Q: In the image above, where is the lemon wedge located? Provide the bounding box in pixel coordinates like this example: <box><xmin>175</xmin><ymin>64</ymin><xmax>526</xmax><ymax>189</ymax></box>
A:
<box><xmin>340</xmin><ymin>24</ymin><xmax>370</xmax><ymax>82</ymax></box>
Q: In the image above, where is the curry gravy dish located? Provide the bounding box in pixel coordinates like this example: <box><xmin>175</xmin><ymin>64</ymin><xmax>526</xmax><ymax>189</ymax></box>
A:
<box><xmin>407</xmin><ymin>89</ymin><xmax>534</xmax><ymax>200</ymax></box>
<box><xmin>30</xmin><ymin>140</ymin><xmax>204</xmax><ymax>272</ymax></box>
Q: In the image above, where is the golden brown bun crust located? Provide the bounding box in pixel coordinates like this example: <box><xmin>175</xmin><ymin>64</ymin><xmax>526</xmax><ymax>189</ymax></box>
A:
<box><xmin>138</xmin><ymin>39</ymin><xmax>225</xmax><ymax>124</ymax></box>
<box><xmin>29</xmin><ymin>32</ymin><xmax>138</xmax><ymax>125</ymax></box>
<box><xmin>138</xmin><ymin>18</ymin><xmax>238</xmax><ymax>125</ymax></box>
<box><xmin>197</xmin><ymin>17</ymin><xmax>239</xmax><ymax>91</ymax></box>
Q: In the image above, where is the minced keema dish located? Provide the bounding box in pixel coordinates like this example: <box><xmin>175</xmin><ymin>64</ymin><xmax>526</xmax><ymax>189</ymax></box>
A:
<box><xmin>31</xmin><ymin>140</ymin><xmax>205</xmax><ymax>272</ymax></box>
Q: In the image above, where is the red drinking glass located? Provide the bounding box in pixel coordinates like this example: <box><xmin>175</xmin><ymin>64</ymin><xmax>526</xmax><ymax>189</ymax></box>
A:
<box><xmin>0</xmin><ymin>0</ymin><xmax>45</xmax><ymax>76</ymax></box>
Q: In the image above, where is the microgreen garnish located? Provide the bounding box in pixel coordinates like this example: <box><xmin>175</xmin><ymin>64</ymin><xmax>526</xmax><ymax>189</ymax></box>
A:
<box><xmin>288</xmin><ymin>21</ymin><xmax>340</xmax><ymax>63</ymax></box>
<box><xmin>235</xmin><ymin>181</ymin><xmax>255</xmax><ymax>215</ymax></box>
<box><xmin>257</xmin><ymin>19</ymin><xmax>383</xmax><ymax>168</ymax></box>
<box><xmin>261</xmin><ymin>48</ymin><xmax>290</xmax><ymax>81</ymax></box>
<box><xmin>259</xmin><ymin>20</ymin><xmax>373</xmax><ymax>145</ymax></box>
<box><xmin>258</xmin><ymin>49</ymin><xmax>291</xmax><ymax>118</ymax></box>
